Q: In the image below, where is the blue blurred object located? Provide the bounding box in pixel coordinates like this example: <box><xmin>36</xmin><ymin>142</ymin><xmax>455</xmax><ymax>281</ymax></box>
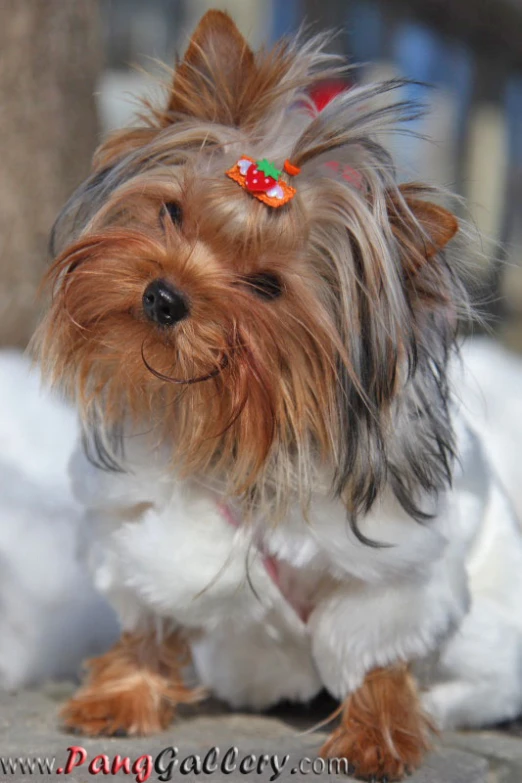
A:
<box><xmin>272</xmin><ymin>0</ymin><xmax>301</xmax><ymax>38</ymax></box>
<box><xmin>345</xmin><ymin>0</ymin><xmax>383</xmax><ymax>64</ymax></box>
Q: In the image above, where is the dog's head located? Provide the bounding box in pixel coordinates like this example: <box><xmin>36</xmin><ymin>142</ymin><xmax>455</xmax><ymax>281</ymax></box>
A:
<box><xmin>35</xmin><ymin>10</ymin><xmax>461</xmax><ymax>518</ymax></box>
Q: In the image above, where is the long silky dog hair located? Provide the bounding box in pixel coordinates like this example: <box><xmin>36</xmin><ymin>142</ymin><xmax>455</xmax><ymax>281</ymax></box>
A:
<box><xmin>34</xmin><ymin>10</ymin><xmax>463</xmax><ymax>533</ymax></box>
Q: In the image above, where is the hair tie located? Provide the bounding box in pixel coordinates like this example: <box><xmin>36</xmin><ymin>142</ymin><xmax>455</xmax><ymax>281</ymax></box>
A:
<box><xmin>226</xmin><ymin>156</ymin><xmax>299</xmax><ymax>208</ymax></box>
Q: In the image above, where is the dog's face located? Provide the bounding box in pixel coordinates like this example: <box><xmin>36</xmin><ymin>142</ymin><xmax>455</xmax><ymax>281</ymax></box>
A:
<box><xmin>36</xmin><ymin>11</ymin><xmax>460</xmax><ymax>515</ymax></box>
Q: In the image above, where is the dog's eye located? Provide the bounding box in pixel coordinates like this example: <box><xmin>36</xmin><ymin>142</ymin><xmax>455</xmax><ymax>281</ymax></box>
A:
<box><xmin>163</xmin><ymin>202</ymin><xmax>183</xmax><ymax>227</ymax></box>
<box><xmin>243</xmin><ymin>273</ymin><xmax>283</xmax><ymax>301</ymax></box>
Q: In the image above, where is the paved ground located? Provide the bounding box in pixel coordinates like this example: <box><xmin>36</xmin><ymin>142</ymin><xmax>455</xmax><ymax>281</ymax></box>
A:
<box><xmin>2</xmin><ymin>684</ymin><xmax>522</xmax><ymax>782</ymax></box>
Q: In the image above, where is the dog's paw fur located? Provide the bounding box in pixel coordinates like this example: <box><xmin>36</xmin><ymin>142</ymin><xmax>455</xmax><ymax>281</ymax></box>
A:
<box><xmin>62</xmin><ymin>679</ymin><xmax>175</xmax><ymax>737</ymax></box>
<box><xmin>320</xmin><ymin>666</ymin><xmax>432</xmax><ymax>781</ymax></box>
<box><xmin>61</xmin><ymin>631</ymin><xmax>202</xmax><ymax>737</ymax></box>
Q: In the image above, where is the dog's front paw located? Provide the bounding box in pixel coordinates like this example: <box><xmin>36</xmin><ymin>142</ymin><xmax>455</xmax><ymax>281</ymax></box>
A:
<box><xmin>320</xmin><ymin>722</ymin><xmax>419</xmax><ymax>781</ymax></box>
<box><xmin>61</xmin><ymin>678</ymin><xmax>175</xmax><ymax>737</ymax></box>
<box><xmin>61</xmin><ymin>631</ymin><xmax>202</xmax><ymax>737</ymax></box>
<box><xmin>320</xmin><ymin>666</ymin><xmax>432</xmax><ymax>781</ymax></box>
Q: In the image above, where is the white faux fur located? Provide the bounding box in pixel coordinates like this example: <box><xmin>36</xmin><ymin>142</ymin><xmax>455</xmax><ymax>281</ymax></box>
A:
<box><xmin>458</xmin><ymin>337</ymin><xmax>522</xmax><ymax>522</ymax></box>
<box><xmin>0</xmin><ymin>351</ymin><xmax>117</xmax><ymax>689</ymax></box>
<box><xmin>1</xmin><ymin>341</ymin><xmax>522</xmax><ymax>732</ymax></box>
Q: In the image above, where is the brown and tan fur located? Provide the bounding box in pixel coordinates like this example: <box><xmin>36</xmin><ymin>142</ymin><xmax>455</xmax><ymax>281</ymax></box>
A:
<box><xmin>61</xmin><ymin>630</ymin><xmax>201</xmax><ymax>736</ymax></box>
<box><xmin>321</xmin><ymin>666</ymin><xmax>433</xmax><ymax>781</ymax></box>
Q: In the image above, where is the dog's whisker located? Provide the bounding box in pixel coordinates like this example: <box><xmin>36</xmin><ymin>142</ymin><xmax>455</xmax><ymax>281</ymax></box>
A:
<box><xmin>140</xmin><ymin>340</ymin><xmax>228</xmax><ymax>385</ymax></box>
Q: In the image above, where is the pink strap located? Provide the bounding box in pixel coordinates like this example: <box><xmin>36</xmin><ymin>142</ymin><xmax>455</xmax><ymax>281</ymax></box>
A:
<box><xmin>217</xmin><ymin>502</ymin><xmax>310</xmax><ymax>623</ymax></box>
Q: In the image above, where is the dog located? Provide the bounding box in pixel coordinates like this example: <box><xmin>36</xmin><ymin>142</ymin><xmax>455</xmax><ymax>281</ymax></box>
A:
<box><xmin>34</xmin><ymin>10</ymin><xmax>522</xmax><ymax>780</ymax></box>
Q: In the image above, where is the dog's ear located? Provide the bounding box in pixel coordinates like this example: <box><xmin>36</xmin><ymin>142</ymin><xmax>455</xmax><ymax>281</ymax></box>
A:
<box><xmin>165</xmin><ymin>10</ymin><xmax>256</xmax><ymax>126</ymax></box>
<box><xmin>401</xmin><ymin>184</ymin><xmax>458</xmax><ymax>257</ymax></box>
<box><xmin>93</xmin><ymin>12</ymin><xmax>255</xmax><ymax>169</ymax></box>
<box><xmin>388</xmin><ymin>183</ymin><xmax>458</xmax><ymax>275</ymax></box>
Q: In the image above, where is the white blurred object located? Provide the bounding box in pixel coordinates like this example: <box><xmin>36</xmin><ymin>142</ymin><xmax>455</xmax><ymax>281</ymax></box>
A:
<box><xmin>96</xmin><ymin>70</ymin><xmax>160</xmax><ymax>133</ymax></box>
<box><xmin>0</xmin><ymin>351</ymin><xmax>117</xmax><ymax>689</ymax></box>
<box><xmin>457</xmin><ymin>337</ymin><xmax>522</xmax><ymax>524</ymax></box>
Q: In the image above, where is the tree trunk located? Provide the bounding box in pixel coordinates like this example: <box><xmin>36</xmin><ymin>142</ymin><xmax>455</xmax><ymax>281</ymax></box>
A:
<box><xmin>0</xmin><ymin>0</ymin><xmax>101</xmax><ymax>347</ymax></box>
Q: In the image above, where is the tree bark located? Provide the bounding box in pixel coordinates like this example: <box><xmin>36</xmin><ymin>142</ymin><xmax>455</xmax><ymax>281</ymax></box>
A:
<box><xmin>0</xmin><ymin>0</ymin><xmax>101</xmax><ymax>347</ymax></box>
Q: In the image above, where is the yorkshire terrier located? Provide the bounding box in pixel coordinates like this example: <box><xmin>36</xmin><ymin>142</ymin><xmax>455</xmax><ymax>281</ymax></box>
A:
<box><xmin>35</xmin><ymin>10</ymin><xmax>522</xmax><ymax>781</ymax></box>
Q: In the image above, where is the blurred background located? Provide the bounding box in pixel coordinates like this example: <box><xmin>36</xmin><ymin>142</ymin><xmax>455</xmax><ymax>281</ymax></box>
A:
<box><xmin>1</xmin><ymin>0</ymin><xmax>522</xmax><ymax>348</ymax></box>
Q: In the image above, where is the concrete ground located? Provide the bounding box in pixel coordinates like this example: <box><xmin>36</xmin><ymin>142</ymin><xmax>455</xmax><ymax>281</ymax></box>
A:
<box><xmin>2</xmin><ymin>684</ymin><xmax>521</xmax><ymax>782</ymax></box>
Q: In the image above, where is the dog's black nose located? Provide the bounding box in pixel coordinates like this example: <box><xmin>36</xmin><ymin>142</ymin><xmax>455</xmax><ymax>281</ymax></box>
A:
<box><xmin>142</xmin><ymin>279</ymin><xmax>189</xmax><ymax>326</ymax></box>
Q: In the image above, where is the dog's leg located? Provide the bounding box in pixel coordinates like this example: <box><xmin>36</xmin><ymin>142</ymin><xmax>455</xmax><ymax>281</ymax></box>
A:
<box><xmin>320</xmin><ymin>664</ymin><xmax>432</xmax><ymax>782</ymax></box>
<box><xmin>61</xmin><ymin>629</ymin><xmax>202</xmax><ymax>736</ymax></box>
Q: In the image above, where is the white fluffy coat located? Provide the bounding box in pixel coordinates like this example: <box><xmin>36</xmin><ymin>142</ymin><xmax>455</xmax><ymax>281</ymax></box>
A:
<box><xmin>70</xmin><ymin>392</ymin><xmax>522</xmax><ymax>729</ymax></box>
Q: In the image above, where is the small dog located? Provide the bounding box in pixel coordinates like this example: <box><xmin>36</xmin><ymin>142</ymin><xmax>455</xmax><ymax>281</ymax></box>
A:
<box><xmin>35</xmin><ymin>10</ymin><xmax>522</xmax><ymax>781</ymax></box>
